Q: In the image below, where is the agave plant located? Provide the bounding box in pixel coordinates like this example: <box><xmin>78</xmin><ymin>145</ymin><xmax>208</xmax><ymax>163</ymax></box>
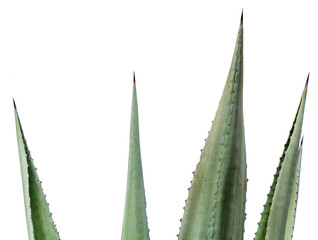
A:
<box><xmin>14</xmin><ymin>13</ymin><xmax>308</xmax><ymax>240</ymax></box>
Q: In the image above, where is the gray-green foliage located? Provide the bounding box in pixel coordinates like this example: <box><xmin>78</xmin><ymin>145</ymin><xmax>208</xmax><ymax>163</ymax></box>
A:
<box><xmin>121</xmin><ymin>74</ymin><xmax>150</xmax><ymax>240</ymax></box>
<box><xmin>14</xmin><ymin>101</ymin><xmax>60</xmax><ymax>240</ymax></box>
<box><xmin>178</xmin><ymin>16</ymin><xmax>246</xmax><ymax>240</ymax></box>
<box><xmin>13</xmin><ymin>14</ymin><xmax>308</xmax><ymax>240</ymax></box>
<box><xmin>255</xmin><ymin>78</ymin><xmax>308</xmax><ymax>240</ymax></box>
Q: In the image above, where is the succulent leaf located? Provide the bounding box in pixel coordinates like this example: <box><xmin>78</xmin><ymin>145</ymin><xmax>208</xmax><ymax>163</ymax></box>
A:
<box><xmin>121</xmin><ymin>74</ymin><xmax>150</xmax><ymax>240</ymax></box>
<box><xmin>284</xmin><ymin>138</ymin><xmax>303</xmax><ymax>240</ymax></box>
<box><xmin>255</xmin><ymin>76</ymin><xmax>308</xmax><ymax>240</ymax></box>
<box><xmin>178</xmin><ymin>15</ymin><xmax>246</xmax><ymax>240</ymax></box>
<box><xmin>14</xmin><ymin>101</ymin><xmax>60</xmax><ymax>240</ymax></box>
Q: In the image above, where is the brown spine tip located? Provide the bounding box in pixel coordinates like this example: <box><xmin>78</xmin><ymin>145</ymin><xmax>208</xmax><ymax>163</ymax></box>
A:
<box><xmin>133</xmin><ymin>71</ymin><xmax>136</xmax><ymax>84</ymax></box>
<box><xmin>240</xmin><ymin>9</ymin><xmax>243</xmax><ymax>25</ymax></box>
<box><xmin>306</xmin><ymin>72</ymin><xmax>310</xmax><ymax>87</ymax></box>
<box><xmin>13</xmin><ymin>98</ymin><xmax>17</xmax><ymax>110</ymax></box>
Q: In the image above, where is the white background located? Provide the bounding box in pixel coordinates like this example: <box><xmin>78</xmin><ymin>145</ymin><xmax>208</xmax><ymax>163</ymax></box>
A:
<box><xmin>0</xmin><ymin>1</ymin><xmax>317</xmax><ymax>239</ymax></box>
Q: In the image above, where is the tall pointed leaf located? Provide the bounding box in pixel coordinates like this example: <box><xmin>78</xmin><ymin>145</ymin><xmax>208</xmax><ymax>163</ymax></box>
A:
<box><xmin>14</xmin><ymin>101</ymin><xmax>60</xmax><ymax>240</ymax></box>
<box><xmin>284</xmin><ymin>138</ymin><xmax>303</xmax><ymax>240</ymax></box>
<box><xmin>178</xmin><ymin>14</ymin><xmax>246</xmax><ymax>240</ymax></box>
<box><xmin>121</xmin><ymin>74</ymin><xmax>150</xmax><ymax>240</ymax></box>
<box><xmin>255</xmin><ymin>76</ymin><xmax>308</xmax><ymax>240</ymax></box>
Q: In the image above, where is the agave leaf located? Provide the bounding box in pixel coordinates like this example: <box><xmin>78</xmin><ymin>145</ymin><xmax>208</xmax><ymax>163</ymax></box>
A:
<box><xmin>284</xmin><ymin>138</ymin><xmax>303</xmax><ymax>240</ymax></box>
<box><xmin>14</xmin><ymin>101</ymin><xmax>60</xmax><ymax>240</ymax></box>
<box><xmin>121</xmin><ymin>74</ymin><xmax>150</xmax><ymax>240</ymax></box>
<box><xmin>254</xmin><ymin>76</ymin><xmax>308</xmax><ymax>240</ymax></box>
<box><xmin>178</xmin><ymin>14</ymin><xmax>246</xmax><ymax>240</ymax></box>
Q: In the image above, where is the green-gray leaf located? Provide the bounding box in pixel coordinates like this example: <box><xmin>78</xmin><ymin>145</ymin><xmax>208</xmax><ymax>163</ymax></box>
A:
<box><xmin>121</xmin><ymin>74</ymin><xmax>150</xmax><ymax>240</ymax></box>
<box><xmin>178</xmin><ymin>14</ymin><xmax>246</xmax><ymax>240</ymax></box>
<box><xmin>255</xmin><ymin>76</ymin><xmax>308</xmax><ymax>240</ymax></box>
<box><xmin>14</xmin><ymin>101</ymin><xmax>60</xmax><ymax>240</ymax></box>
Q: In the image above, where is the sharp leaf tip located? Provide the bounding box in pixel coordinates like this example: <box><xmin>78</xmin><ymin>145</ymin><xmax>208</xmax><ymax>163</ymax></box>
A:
<box><xmin>240</xmin><ymin>10</ymin><xmax>243</xmax><ymax>25</ymax></box>
<box><xmin>13</xmin><ymin>98</ymin><xmax>17</xmax><ymax>110</ymax></box>
<box><xmin>306</xmin><ymin>73</ymin><xmax>310</xmax><ymax>87</ymax></box>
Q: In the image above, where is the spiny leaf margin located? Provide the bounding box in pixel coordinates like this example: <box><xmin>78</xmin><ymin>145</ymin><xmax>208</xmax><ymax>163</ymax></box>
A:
<box><xmin>121</xmin><ymin>75</ymin><xmax>150</xmax><ymax>240</ymax></box>
<box><xmin>178</xmin><ymin>14</ymin><xmax>246</xmax><ymax>240</ymax></box>
<box><xmin>14</xmin><ymin>101</ymin><xmax>61</xmax><ymax>240</ymax></box>
<box><xmin>254</xmin><ymin>76</ymin><xmax>308</xmax><ymax>240</ymax></box>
